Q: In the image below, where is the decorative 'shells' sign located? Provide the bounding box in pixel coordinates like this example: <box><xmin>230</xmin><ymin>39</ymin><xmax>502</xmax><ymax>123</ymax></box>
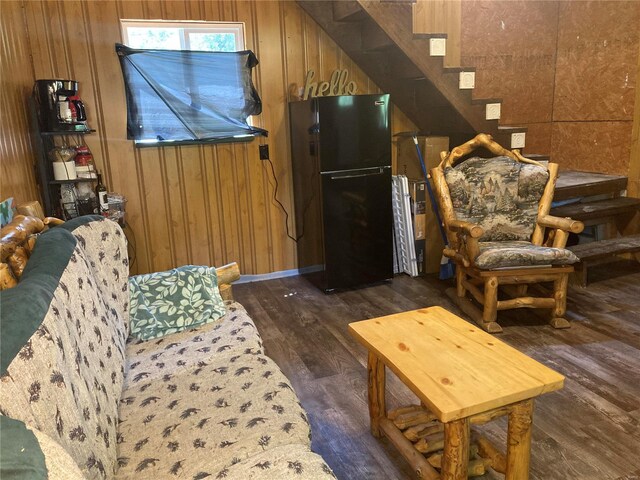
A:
<box><xmin>302</xmin><ymin>69</ymin><xmax>358</xmax><ymax>100</ymax></box>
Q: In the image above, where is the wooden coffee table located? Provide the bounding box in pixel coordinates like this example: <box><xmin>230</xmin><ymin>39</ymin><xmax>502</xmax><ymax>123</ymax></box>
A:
<box><xmin>349</xmin><ymin>307</ymin><xmax>564</xmax><ymax>480</ymax></box>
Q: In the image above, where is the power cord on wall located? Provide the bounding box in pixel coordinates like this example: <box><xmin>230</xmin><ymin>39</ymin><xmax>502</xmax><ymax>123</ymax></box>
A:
<box><xmin>124</xmin><ymin>222</ymin><xmax>137</xmax><ymax>272</ymax></box>
<box><xmin>264</xmin><ymin>157</ymin><xmax>304</xmax><ymax>242</ymax></box>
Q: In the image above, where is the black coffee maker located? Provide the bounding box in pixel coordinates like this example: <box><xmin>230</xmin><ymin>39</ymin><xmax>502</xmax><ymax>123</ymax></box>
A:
<box><xmin>33</xmin><ymin>79</ymin><xmax>88</xmax><ymax>132</ymax></box>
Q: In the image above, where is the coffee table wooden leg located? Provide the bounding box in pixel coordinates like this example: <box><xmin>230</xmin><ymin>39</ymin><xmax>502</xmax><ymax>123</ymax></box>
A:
<box><xmin>506</xmin><ymin>399</ymin><xmax>534</xmax><ymax>480</ymax></box>
<box><xmin>367</xmin><ymin>351</ymin><xmax>385</xmax><ymax>437</ymax></box>
<box><xmin>442</xmin><ymin>418</ymin><xmax>470</xmax><ymax>480</ymax></box>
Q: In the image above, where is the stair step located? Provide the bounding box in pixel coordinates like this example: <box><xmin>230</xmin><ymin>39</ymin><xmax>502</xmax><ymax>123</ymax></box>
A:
<box><xmin>471</xmin><ymin>97</ymin><xmax>502</xmax><ymax>105</ymax></box>
<box><xmin>361</xmin><ymin>19</ymin><xmax>395</xmax><ymax>51</ymax></box>
<box><xmin>387</xmin><ymin>56</ymin><xmax>425</xmax><ymax>80</ymax></box>
<box><xmin>443</xmin><ymin>66</ymin><xmax>476</xmax><ymax>74</ymax></box>
<box><xmin>568</xmin><ymin>234</ymin><xmax>640</xmax><ymax>261</ymax></box>
<box><xmin>551</xmin><ymin>197</ymin><xmax>640</xmax><ymax>222</ymax></box>
<box><xmin>554</xmin><ymin>172</ymin><xmax>628</xmax><ymax>201</ymax></box>
<box><xmin>492</xmin><ymin>126</ymin><xmax>526</xmax><ymax>149</ymax></box>
<box><xmin>523</xmin><ymin>153</ymin><xmax>550</xmax><ymax>163</ymax></box>
<box><xmin>414</xmin><ymin>32</ymin><xmax>448</xmax><ymax>39</ymax></box>
<box><xmin>497</xmin><ymin>126</ymin><xmax>527</xmax><ymax>133</ymax></box>
<box><xmin>333</xmin><ymin>1</ymin><xmax>366</xmax><ymax>22</ymax></box>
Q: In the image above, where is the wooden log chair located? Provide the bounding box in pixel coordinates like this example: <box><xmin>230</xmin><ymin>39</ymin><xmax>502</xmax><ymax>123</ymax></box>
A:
<box><xmin>430</xmin><ymin>134</ymin><xmax>584</xmax><ymax>333</ymax></box>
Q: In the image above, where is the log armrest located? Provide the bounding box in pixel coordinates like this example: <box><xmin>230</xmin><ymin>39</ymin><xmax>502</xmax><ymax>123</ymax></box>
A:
<box><xmin>537</xmin><ymin>215</ymin><xmax>584</xmax><ymax>234</ymax></box>
<box><xmin>444</xmin><ymin>220</ymin><xmax>483</xmax><ymax>267</ymax></box>
<box><xmin>448</xmin><ymin>219</ymin><xmax>484</xmax><ymax>238</ymax></box>
<box><xmin>215</xmin><ymin>262</ymin><xmax>240</xmax><ymax>302</ymax></box>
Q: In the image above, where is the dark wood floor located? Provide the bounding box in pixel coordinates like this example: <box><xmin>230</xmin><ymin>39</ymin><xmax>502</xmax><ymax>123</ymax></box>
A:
<box><xmin>234</xmin><ymin>261</ymin><xmax>640</xmax><ymax>480</ymax></box>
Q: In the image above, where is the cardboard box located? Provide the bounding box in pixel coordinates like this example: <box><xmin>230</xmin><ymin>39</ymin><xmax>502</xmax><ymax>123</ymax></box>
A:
<box><xmin>404</xmin><ymin>143</ymin><xmax>449</xmax><ymax>275</ymax></box>
<box><xmin>413</xmin><ymin>214</ymin><xmax>426</xmax><ymax>240</ymax></box>
<box><xmin>409</xmin><ymin>180</ymin><xmax>426</xmax><ymax>215</ymax></box>
<box><xmin>407</xmin><ymin>179</ymin><xmax>426</xmax><ymax>275</ymax></box>
<box><xmin>396</xmin><ymin>136</ymin><xmax>449</xmax><ymax>181</ymax></box>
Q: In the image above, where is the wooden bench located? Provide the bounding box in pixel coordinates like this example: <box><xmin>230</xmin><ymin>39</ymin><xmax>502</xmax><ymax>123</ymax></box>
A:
<box><xmin>551</xmin><ymin>172</ymin><xmax>640</xmax><ymax>235</ymax></box>
<box><xmin>567</xmin><ymin>234</ymin><xmax>640</xmax><ymax>287</ymax></box>
<box><xmin>552</xmin><ymin>171</ymin><xmax>628</xmax><ymax>202</ymax></box>
<box><xmin>551</xmin><ymin>197</ymin><xmax>640</xmax><ymax>223</ymax></box>
<box><xmin>349</xmin><ymin>307</ymin><xmax>564</xmax><ymax>480</ymax></box>
<box><xmin>551</xmin><ymin>171</ymin><xmax>640</xmax><ymax>286</ymax></box>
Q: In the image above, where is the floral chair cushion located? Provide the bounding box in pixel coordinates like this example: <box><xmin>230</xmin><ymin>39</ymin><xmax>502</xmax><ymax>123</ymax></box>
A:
<box><xmin>475</xmin><ymin>241</ymin><xmax>579</xmax><ymax>269</ymax></box>
<box><xmin>444</xmin><ymin>156</ymin><xmax>549</xmax><ymax>241</ymax></box>
<box><xmin>128</xmin><ymin>266</ymin><xmax>226</xmax><ymax>341</ymax></box>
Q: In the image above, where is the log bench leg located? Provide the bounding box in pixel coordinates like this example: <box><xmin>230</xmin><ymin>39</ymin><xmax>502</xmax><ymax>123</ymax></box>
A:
<box><xmin>442</xmin><ymin>418</ymin><xmax>470</xmax><ymax>480</ymax></box>
<box><xmin>570</xmin><ymin>261</ymin><xmax>588</xmax><ymax>288</ymax></box>
<box><xmin>367</xmin><ymin>352</ymin><xmax>385</xmax><ymax>438</ymax></box>
<box><xmin>506</xmin><ymin>400</ymin><xmax>534</xmax><ymax>480</ymax></box>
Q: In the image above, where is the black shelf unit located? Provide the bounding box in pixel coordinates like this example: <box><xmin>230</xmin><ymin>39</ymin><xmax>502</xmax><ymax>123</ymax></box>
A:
<box><xmin>29</xmin><ymin>98</ymin><xmax>97</xmax><ymax>218</ymax></box>
<box><xmin>48</xmin><ymin>179</ymin><xmax>87</xmax><ymax>185</ymax></box>
<box><xmin>40</xmin><ymin>129</ymin><xmax>95</xmax><ymax>136</ymax></box>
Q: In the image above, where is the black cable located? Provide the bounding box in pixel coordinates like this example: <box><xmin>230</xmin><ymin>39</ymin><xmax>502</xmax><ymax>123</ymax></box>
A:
<box><xmin>265</xmin><ymin>156</ymin><xmax>321</xmax><ymax>244</ymax></box>
<box><xmin>124</xmin><ymin>222</ymin><xmax>137</xmax><ymax>271</ymax></box>
<box><xmin>265</xmin><ymin>157</ymin><xmax>301</xmax><ymax>242</ymax></box>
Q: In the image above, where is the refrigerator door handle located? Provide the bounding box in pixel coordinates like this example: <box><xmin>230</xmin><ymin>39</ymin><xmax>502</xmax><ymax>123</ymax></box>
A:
<box><xmin>326</xmin><ymin>166</ymin><xmax>389</xmax><ymax>180</ymax></box>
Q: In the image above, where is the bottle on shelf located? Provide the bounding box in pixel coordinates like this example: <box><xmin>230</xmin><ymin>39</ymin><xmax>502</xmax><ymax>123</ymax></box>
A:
<box><xmin>60</xmin><ymin>184</ymin><xmax>79</xmax><ymax>219</ymax></box>
<box><xmin>95</xmin><ymin>171</ymin><xmax>109</xmax><ymax>216</ymax></box>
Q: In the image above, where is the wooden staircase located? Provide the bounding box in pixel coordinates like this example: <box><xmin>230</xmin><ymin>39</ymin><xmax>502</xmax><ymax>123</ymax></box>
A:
<box><xmin>297</xmin><ymin>0</ymin><xmax>528</xmax><ymax>149</ymax></box>
<box><xmin>298</xmin><ymin>0</ymin><xmax>640</xmax><ymax>285</ymax></box>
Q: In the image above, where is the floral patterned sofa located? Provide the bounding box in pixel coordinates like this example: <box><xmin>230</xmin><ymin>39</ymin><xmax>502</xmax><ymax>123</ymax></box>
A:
<box><xmin>0</xmin><ymin>216</ymin><xmax>334</xmax><ymax>480</ymax></box>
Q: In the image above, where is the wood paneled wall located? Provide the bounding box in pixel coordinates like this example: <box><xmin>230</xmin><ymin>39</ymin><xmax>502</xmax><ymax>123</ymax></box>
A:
<box><xmin>0</xmin><ymin>2</ymin><xmax>39</xmax><ymax>204</ymax></box>
<box><xmin>7</xmin><ymin>0</ymin><xmax>415</xmax><ymax>275</ymax></box>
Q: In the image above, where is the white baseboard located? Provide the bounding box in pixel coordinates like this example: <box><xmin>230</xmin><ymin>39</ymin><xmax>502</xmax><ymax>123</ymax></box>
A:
<box><xmin>236</xmin><ymin>265</ymin><xmax>323</xmax><ymax>284</ymax></box>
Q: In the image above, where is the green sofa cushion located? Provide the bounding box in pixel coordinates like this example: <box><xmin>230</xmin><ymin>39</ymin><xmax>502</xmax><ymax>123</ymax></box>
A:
<box><xmin>128</xmin><ymin>265</ymin><xmax>226</xmax><ymax>341</ymax></box>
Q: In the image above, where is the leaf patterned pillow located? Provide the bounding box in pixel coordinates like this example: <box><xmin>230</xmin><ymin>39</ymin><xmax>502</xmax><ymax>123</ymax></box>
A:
<box><xmin>128</xmin><ymin>265</ymin><xmax>226</xmax><ymax>341</ymax></box>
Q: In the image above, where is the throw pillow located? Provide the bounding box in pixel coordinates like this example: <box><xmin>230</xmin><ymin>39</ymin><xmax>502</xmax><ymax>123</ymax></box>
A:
<box><xmin>128</xmin><ymin>265</ymin><xmax>226</xmax><ymax>341</ymax></box>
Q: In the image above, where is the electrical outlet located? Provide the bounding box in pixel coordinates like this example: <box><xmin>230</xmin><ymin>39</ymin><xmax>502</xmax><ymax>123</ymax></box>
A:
<box><xmin>486</xmin><ymin>103</ymin><xmax>501</xmax><ymax>120</ymax></box>
<box><xmin>511</xmin><ymin>132</ymin><xmax>526</xmax><ymax>149</ymax></box>
<box><xmin>429</xmin><ymin>38</ymin><xmax>446</xmax><ymax>57</ymax></box>
<box><xmin>459</xmin><ymin>71</ymin><xmax>475</xmax><ymax>89</ymax></box>
<box><xmin>259</xmin><ymin>144</ymin><xmax>270</xmax><ymax>160</ymax></box>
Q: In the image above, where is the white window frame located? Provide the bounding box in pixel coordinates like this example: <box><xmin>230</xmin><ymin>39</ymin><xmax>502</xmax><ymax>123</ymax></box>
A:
<box><xmin>120</xmin><ymin>20</ymin><xmax>245</xmax><ymax>52</ymax></box>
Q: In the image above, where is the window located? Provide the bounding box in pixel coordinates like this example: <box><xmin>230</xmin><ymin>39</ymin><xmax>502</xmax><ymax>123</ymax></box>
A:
<box><xmin>121</xmin><ymin>20</ymin><xmax>245</xmax><ymax>52</ymax></box>
<box><xmin>118</xmin><ymin>20</ymin><xmax>265</xmax><ymax>146</ymax></box>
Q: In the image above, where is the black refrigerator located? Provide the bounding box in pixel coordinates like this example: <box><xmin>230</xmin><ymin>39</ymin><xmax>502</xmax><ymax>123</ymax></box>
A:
<box><xmin>289</xmin><ymin>94</ymin><xmax>393</xmax><ymax>292</ymax></box>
